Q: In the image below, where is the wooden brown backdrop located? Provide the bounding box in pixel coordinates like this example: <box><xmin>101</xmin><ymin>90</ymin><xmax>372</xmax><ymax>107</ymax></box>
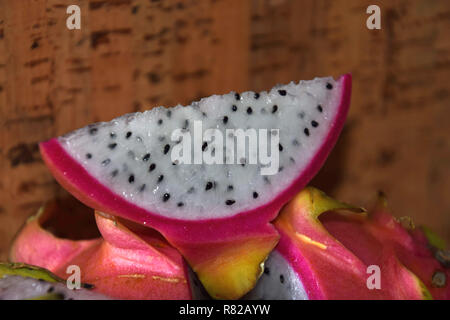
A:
<box><xmin>0</xmin><ymin>0</ymin><xmax>449</xmax><ymax>260</ymax></box>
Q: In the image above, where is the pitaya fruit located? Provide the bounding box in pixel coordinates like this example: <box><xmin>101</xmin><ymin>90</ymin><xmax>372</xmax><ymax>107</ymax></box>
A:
<box><xmin>0</xmin><ymin>263</ymin><xmax>110</xmax><ymax>300</ymax></box>
<box><xmin>342</xmin><ymin>193</ymin><xmax>450</xmax><ymax>300</ymax></box>
<box><xmin>245</xmin><ymin>187</ymin><xmax>449</xmax><ymax>300</ymax></box>
<box><xmin>39</xmin><ymin>74</ymin><xmax>352</xmax><ymax>299</ymax></box>
<box><xmin>10</xmin><ymin>201</ymin><xmax>194</xmax><ymax>299</ymax></box>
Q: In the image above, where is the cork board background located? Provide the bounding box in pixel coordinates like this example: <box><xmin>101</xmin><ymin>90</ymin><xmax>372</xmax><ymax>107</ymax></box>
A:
<box><xmin>0</xmin><ymin>0</ymin><xmax>449</xmax><ymax>260</ymax></box>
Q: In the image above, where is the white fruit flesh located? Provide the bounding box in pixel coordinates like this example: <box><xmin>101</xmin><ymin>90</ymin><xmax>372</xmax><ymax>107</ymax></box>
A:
<box><xmin>0</xmin><ymin>275</ymin><xmax>110</xmax><ymax>300</ymax></box>
<box><xmin>58</xmin><ymin>77</ymin><xmax>343</xmax><ymax>220</ymax></box>
<box><xmin>244</xmin><ymin>251</ymin><xmax>308</xmax><ymax>300</ymax></box>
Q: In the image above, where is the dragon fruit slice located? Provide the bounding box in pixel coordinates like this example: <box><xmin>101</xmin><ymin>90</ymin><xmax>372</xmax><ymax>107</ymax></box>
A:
<box><xmin>246</xmin><ymin>187</ymin><xmax>448</xmax><ymax>300</ymax></box>
<box><xmin>0</xmin><ymin>263</ymin><xmax>110</xmax><ymax>300</ymax></box>
<box><xmin>39</xmin><ymin>74</ymin><xmax>352</xmax><ymax>299</ymax></box>
<box><xmin>10</xmin><ymin>201</ymin><xmax>193</xmax><ymax>300</ymax></box>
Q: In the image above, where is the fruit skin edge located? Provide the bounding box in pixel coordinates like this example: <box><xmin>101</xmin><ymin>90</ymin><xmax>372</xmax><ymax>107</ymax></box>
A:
<box><xmin>38</xmin><ymin>74</ymin><xmax>352</xmax><ymax>299</ymax></box>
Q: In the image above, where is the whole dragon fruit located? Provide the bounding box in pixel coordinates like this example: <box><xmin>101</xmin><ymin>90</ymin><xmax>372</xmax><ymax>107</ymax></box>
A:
<box><xmin>39</xmin><ymin>74</ymin><xmax>352</xmax><ymax>299</ymax></box>
<box><xmin>9</xmin><ymin>188</ymin><xmax>448</xmax><ymax>300</ymax></box>
<box><xmin>245</xmin><ymin>188</ymin><xmax>449</xmax><ymax>300</ymax></box>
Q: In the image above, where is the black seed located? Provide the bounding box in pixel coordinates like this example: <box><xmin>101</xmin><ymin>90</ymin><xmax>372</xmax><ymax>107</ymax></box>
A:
<box><xmin>279</xmin><ymin>166</ymin><xmax>284</xmax><ymax>172</ymax></box>
<box><xmin>82</xmin><ymin>283</ymin><xmax>94</xmax><ymax>290</ymax></box>
<box><xmin>158</xmin><ymin>119</ymin><xmax>163</xmax><ymax>125</ymax></box>
<box><xmin>166</xmin><ymin>110</ymin><xmax>172</xmax><ymax>117</ymax></box>
<box><xmin>235</xmin><ymin>93</ymin><xmax>240</xmax><ymax>100</ymax></box>
<box><xmin>227</xmin><ymin>185</ymin><xmax>234</xmax><ymax>191</ymax></box>
<box><xmin>202</xmin><ymin>142</ymin><xmax>208</xmax><ymax>152</ymax></box>
<box><xmin>247</xmin><ymin>107</ymin><xmax>253</xmax><ymax>114</ymax></box>
<box><xmin>205</xmin><ymin>181</ymin><xmax>213</xmax><ymax>191</ymax></box>
<box><xmin>163</xmin><ymin>144</ymin><xmax>170</xmax><ymax>154</ymax></box>
<box><xmin>253</xmin><ymin>192</ymin><xmax>258</xmax><ymax>199</ymax></box>
<box><xmin>111</xmin><ymin>169</ymin><xmax>118</xmax><ymax>177</ymax></box>
<box><xmin>278</xmin><ymin>89</ymin><xmax>287</xmax><ymax>96</ymax></box>
<box><xmin>89</xmin><ymin>127</ymin><xmax>98</xmax><ymax>135</ymax></box>
<box><xmin>172</xmin><ymin>161</ymin><xmax>178</xmax><ymax>165</ymax></box>
<box><xmin>304</xmin><ymin>128</ymin><xmax>310</xmax><ymax>136</ymax></box>
<box><xmin>317</xmin><ymin>105</ymin><xmax>323</xmax><ymax>112</ymax></box>
<box><xmin>142</xmin><ymin>153</ymin><xmax>151</xmax><ymax>161</ymax></box>
<box><xmin>149</xmin><ymin>163</ymin><xmax>156</xmax><ymax>172</ymax></box>
<box><xmin>108</xmin><ymin>143</ymin><xmax>117</xmax><ymax>150</ymax></box>
<box><xmin>101</xmin><ymin>159</ymin><xmax>111</xmax><ymax>166</ymax></box>
<box><xmin>279</xmin><ymin>144</ymin><xmax>283</xmax><ymax>152</ymax></box>
<box><xmin>47</xmin><ymin>286</ymin><xmax>54</xmax><ymax>293</ymax></box>
<box><xmin>232</xmin><ymin>105</ymin><xmax>237</xmax><ymax>112</ymax></box>
<box><xmin>110</xmin><ymin>132</ymin><xmax>116</xmax><ymax>139</ymax></box>
<box><xmin>223</xmin><ymin>116</ymin><xmax>228</xmax><ymax>124</ymax></box>
<box><xmin>311</xmin><ymin>120</ymin><xmax>319</xmax><ymax>128</ymax></box>
<box><xmin>326</xmin><ymin>83</ymin><xmax>333</xmax><ymax>90</ymax></box>
<box><xmin>264</xmin><ymin>267</ymin><xmax>270</xmax><ymax>275</ymax></box>
<box><xmin>162</xmin><ymin>193</ymin><xmax>170</xmax><ymax>202</ymax></box>
<box><xmin>264</xmin><ymin>176</ymin><xmax>270</xmax><ymax>184</ymax></box>
<box><xmin>280</xmin><ymin>274</ymin><xmax>285</xmax><ymax>284</ymax></box>
<box><xmin>157</xmin><ymin>175</ymin><xmax>164</xmax><ymax>183</ymax></box>
<box><xmin>126</xmin><ymin>131</ymin><xmax>132</xmax><ymax>139</ymax></box>
<box><xmin>272</xmin><ymin>105</ymin><xmax>278</xmax><ymax>113</ymax></box>
<box><xmin>254</xmin><ymin>92</ymin><xmax>260</xmax><ymax>99</ymax></box>
<box><xmin>183</xmin><ymin>119</ymin><xmax>189</xmax><ymax>129</ymax></box>
<box><xmin>86</xmin><ymin>153</ymin><xmax>92</xmax><ymax>159</ymax></box>
<box><xmin>225</xmin><ymin>199</ymin><xmax>235</xmax><ymax>206</ymax></box>
<box><xmin>139</xmin><ymin>184</ymin><xmax>146</xmax><ymax>192</ymax></box>
<box><xmin>298</xmin><ymin>112</ymin><xmax>305</xmax><ymax>119</ymax></box>
<box><xmin>290</xmin><ymin>157</ymin><xmax>295</xmax><ymax>163</ymax></box>
<box><xmin>177</xmin><ymin>202</ymin><xmax>184</xmax><ymax>207</ymax></box>
<box><xmin>128</xmin><ymin>175</ymin><xmax>135</xmax><ymax>183</ymax></box>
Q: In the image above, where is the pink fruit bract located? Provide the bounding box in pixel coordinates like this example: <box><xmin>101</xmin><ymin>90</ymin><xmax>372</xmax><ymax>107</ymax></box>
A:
<box><xmin>10</xmin><ymin>202</ymin><xmax>192</xmax><ymax>299</ymax></box>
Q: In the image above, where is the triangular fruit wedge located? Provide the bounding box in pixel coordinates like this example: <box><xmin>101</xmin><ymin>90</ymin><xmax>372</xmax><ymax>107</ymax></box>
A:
<box><xmin>40</xmin><ymin>75</ymin><xmax>352</xmax><ymax>299</ymax></box>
